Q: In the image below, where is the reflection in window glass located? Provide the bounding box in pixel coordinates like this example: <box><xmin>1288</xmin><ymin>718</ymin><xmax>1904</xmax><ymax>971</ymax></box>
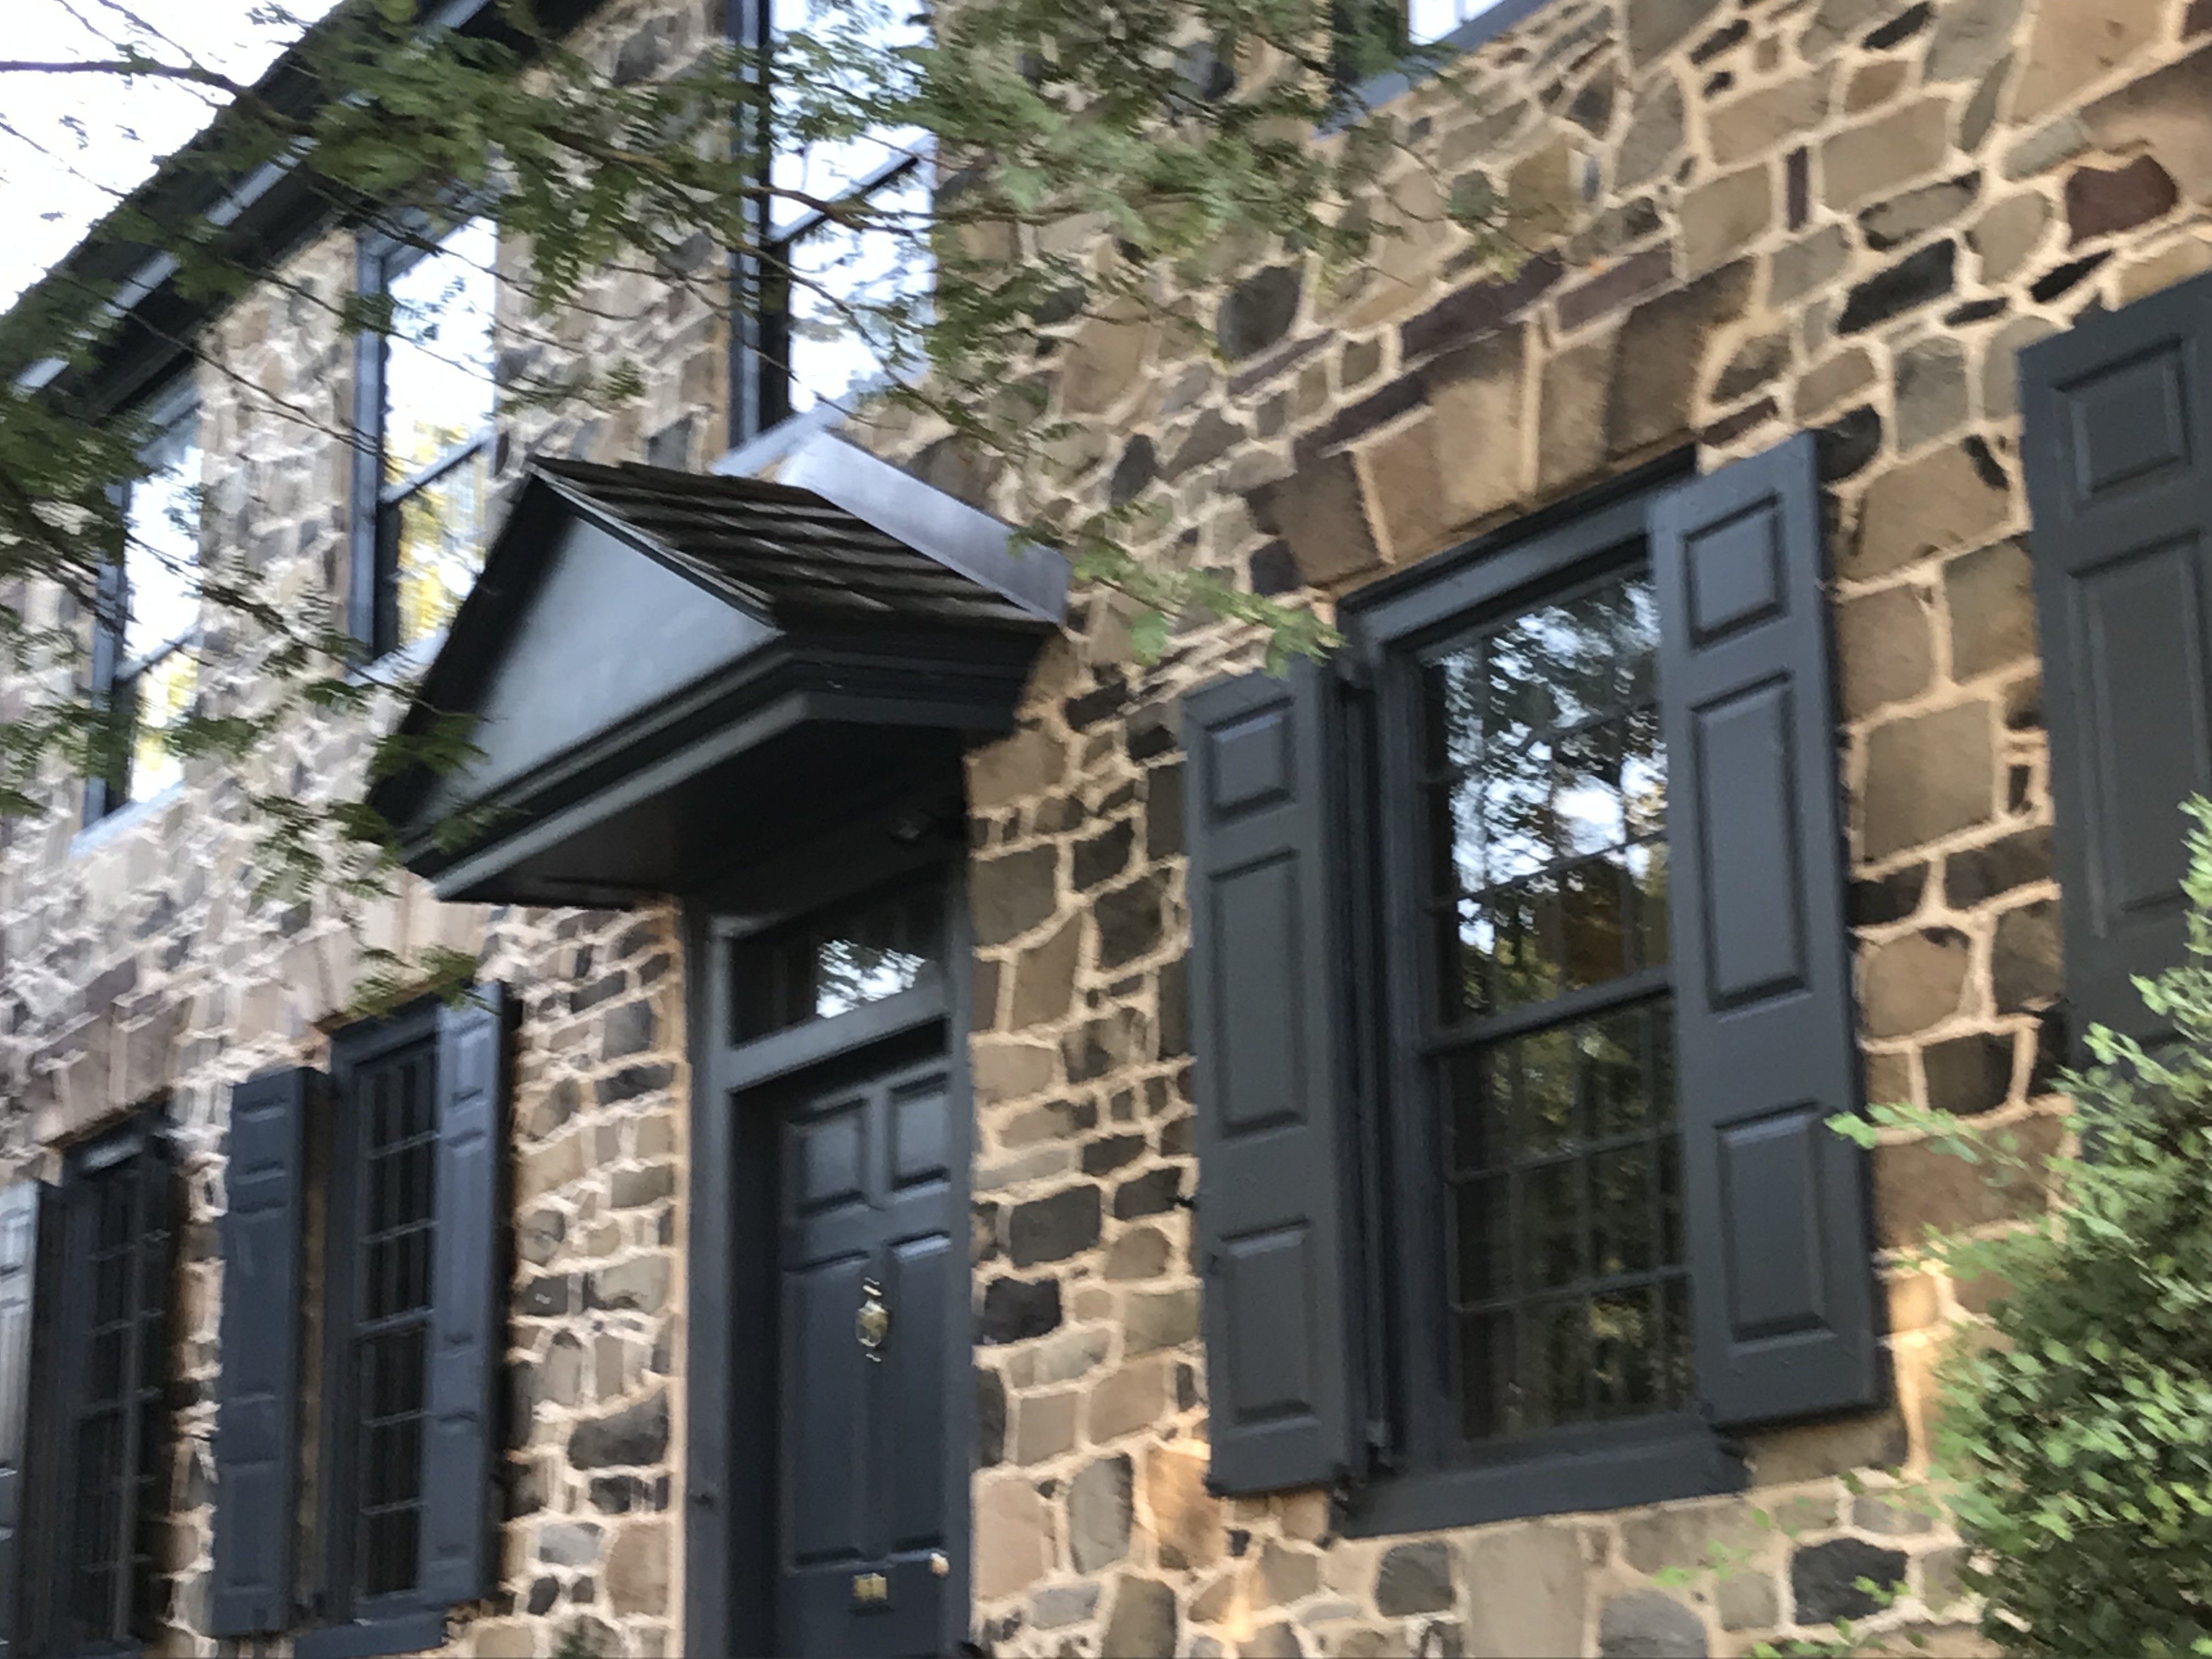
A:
<box><xmin>123</xmin><ymin>414</ymin><xmax>201</xmax><ymax>661</ymax></box>
<box><xmin>733</xmin><ymin>883</ymin><xmax>945</xmax><ymax>1040</ymax></box>
<box><xmin>1404</xmin><ymin>0</ymin><xmax>1511</xmax><ymax>46</ymax></box>
<box><xmin>124</xmin><ymin>649</ymin><xmax>198</xmax><ymax>802</ymax></box>
<box><xmin>769</xmin><ymin>0</ymin><xmax>926</xmax><ymax>236</ymax></box>
<box><xmin>379</xmin><ymin>218</ymin><xmax>496</xmax><ymax>650</ymax></box>
<box><xmin>782</xmin><ymin>163</ymin><xmax>932</xmax><ymax>414</ymax></box>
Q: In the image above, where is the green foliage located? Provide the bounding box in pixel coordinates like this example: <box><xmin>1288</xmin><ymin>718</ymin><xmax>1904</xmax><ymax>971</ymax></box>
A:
<box><xmin>1827</xmin><ymin>799</ymin><xmax>2212</xmax><ymax>1657</ymax></box>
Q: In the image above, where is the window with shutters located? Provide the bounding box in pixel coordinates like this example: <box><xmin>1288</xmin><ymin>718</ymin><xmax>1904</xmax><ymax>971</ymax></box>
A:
<box><xmin>1184</xmin><ymin>439</ymin><xmax>1882</xmax><ymax>1533</ymax></box>
<box><xmin>208</xmin><ymin>989</ymin><xmax>506</xmax><ymax>1659</ymax></box>
<box><xmin>0</xmin><ymin>1111</ymin><xmax>178</xmax><ymax>1657</ymax></box>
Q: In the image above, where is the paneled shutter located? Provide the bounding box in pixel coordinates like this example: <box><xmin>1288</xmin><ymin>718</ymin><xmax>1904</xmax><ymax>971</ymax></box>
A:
<box><xmin>419</xmin><ymin>986</ymin><xmax>507</xmax><ymax>1605</ymax></box>
<box><xmin>0</xmin><ymin>1181</ymin><xmax>53</xmax><ymax>1658</ymax></box>
<box><xmin>2019</xmin><ymin>270</ymin><xmax>2212</xmax><ymax>1045</ymax></box>
<box><xmin>83</xmin><ymin>555</ymin><xmax>128</xmax><ymax>822</ymax></box>
<box><xmin>1183</xmin><ymin>662</ymin><xmax>1358</xmax><ymax>1496</ymax></box>
<box><xmin>210</xmin><ymin>1068</ymin><xmax>313</xmax><ymax>1636</ymax></box>
<box><xmin>1649</xmin><ymin>435</ymin><xmax>1882</xmax><ymax>1428</ymax></box>
<box><xmin>122</xmin><ymin>1127</ymin><xmax>180</xmax><ymax>1643</ymax></box>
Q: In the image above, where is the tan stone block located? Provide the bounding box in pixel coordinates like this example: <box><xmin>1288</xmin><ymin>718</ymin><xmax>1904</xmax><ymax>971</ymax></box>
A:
<box><xmin>1946</xmin><ymin>539</ymin><xmax>2036</xmax><ymax>680</ymax></box>
<box><xmin>1506</xmin><ymin>137</ymin><xmax>1583</xmax><ymax>242</ymax></box>
<box><xmin>1062</xmin><ymin>299</ymin><xmax>1158</xmax><ymax>417</ymax></box>
<box><xmin>1846</xmin><ymin>59</ymin><xmax>1909</xmax><ymax>113</ymax></box>
<box><xmin>1864</xmin><ymin>701</ymin><xmax>1997</xmax><ymax>861</ymax></box>
<box><xmin>1822</xmin><ymin>100</ymin><xmax>1954</xmax><ymax>211</ymax></box>
<box><xmin>1461</xmin><ymin>1522</ymin><xmax>1587</xmax><ymax>1658</ymax></box>
<box><xmin>1837</xmin><ymin>585</ymin><xmax>1935</xmax><ymax>719</ymax></box>
<box><xmin>1848</xmin><ymin>445</ymin><xmax>2011</xmax><ymax>583</ymax></box>
<box><xmin>1796</xmin><ymin>347</ymin><xmax>1876</xmax><ymax>419</ymax></box>
<box><xmin>2117</xmin><ymin>234</ymin><xmax>2212</xmax><ymax>305</ymax></box>
<box><xmin>1425</xmin><ymin>327</ymin><xmax>1531</xmax><ymax>529</ymax></box>
<box><xmin>1537</xmin><ymin>330</ymin><xmax>1617</xmax><ymax>498</ymax></box>
<box><xmin>1609</xmin><ymin>261</ymin><xmax>1756</xmax><ymax>456</ymax></box>
<box><xmin>970</xmin><ymin>729</ymin><xmax>1067</xmax><ymax>811</ymax></box>
<box><xmin>2011</xmin><ymin>0</ymin><xmax>2164</xmax><ymax>122</ymax></box>
<box><xmin>1087</xmin><ymin>1356</ymin><xmax>1171</xmax><ymax>1443</ymax></box>
<box><xmin>976</xmin><ymin>1475</ymin><xmax>1053</xmax><ymax>1600</ymax></box>
<box><xmin>471</xmin><ymin>1622</ymin><xmax>537</xmax><ymax>1658</ymax></box>
<box><xmin>517</xmin><ymin>1130</ymin><xmax>588</xmax><ymax>1205</ymax></box>
<box><xmin>1861</xmin><ymin>928</ymin><xmax>1973</xmax><ymax>1039</ymax></box>
<box><xmin>1770</xmin><ymin>223</ymin><xmax>1853</xmax><ymax>307</ymax></box>
<box><xmin>1708</xmin><ymin>74</ymin><xmax>1832</xmax><ymax>166</ymax></box>
<box><xmin>1008</xmin><ymin>917</ymin><xmax>1082</xmax><ymax>1030</ymax></box>
<box><xmin>1147</xmin><ymin>1444</ymin><xmax>1224</xmax><ymax>1568</ymax></box>
<box><xmin>1680</xmin><ymin>165</ymin><xmax>1774</xmax><ymax>276</ymax></box>
<box><xmin>1278</xmin><ymin>1489</ymin><xmax>1328</xmax><ymax>1543</ymax></box>
<box><xmin>1358</xmin><ymin>414</ymin><xmax>1451</xmax><ymax>565</ymax></box>
<box><xmin>1968</xmin><ymin>191</ymin><xmax>2052</xmax><ymax>284</ymax></box>
<box><xmin>1875</xmin><ymin>1110</ymin><xmax>2063</xmax><ymax>1244</ymax></box>
<box><xmin>1257</xmin><ymin>1539</ymin><xmax>1320</xmax><ymax>1606</ymax></box>
<box><xmin>606</xmin><ymin>1521</ymin><xmax>672</xmax><ymax>1616</ymax></box>
<box><xmin>1251</xmin><ymin>453</ymin><xmax>1383</xmax><ymax>588</ymax></box>
<box><xmin>1014</xmin><ymin>1389</ymin><xmax>1080</xmax><ymax>1463</ymax></box>
<box><xmin>1747</xmin><ymin>1412</ymin><xmax>1910</xmax><ymax>1485</ymax></box>
<box><xmin>1982</xmin><ymin>315</ymin><xmax>2059</xmax><ymax>422</ymax></box>
<box><xmin>972</xmin><ymin>1041</ymin><xmax>1057</xmax><ymax>1106</ymax></box>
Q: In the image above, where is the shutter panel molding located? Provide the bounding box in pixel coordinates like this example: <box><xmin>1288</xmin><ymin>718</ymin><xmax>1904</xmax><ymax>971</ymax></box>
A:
<box><xmin>419</xmin><ymin>986</ymin><xmax>508</xmax><ymax>1606</ymax></box>
<box><xmin>1183</xmin><ymin>662</ymin><xmax>1359</xmax><ymax>1496</ymax></box>
<box><xmin>0</xmin><ymin>1181</ymin><xmax>53</xmax><ymax>1659</ymax></box>
<box><xmin>210</xmin><ymin>1068</ymin><xmax>314</xmax><ymax>1637</ymax></box>
<box><xmin>125</xmin><ymin>1127</ymin><xmax>181</xmax><ymax>1643</ymax></box>
<box><xmin>2020</xmin><ymin>270</ymin><xmax>2212</xmax><ymax>1045</ymax></box>
<box><xmin>1649</xmin><ymin>435</ymin><xmax>1882</xmax><ymax>1429</ymax></box>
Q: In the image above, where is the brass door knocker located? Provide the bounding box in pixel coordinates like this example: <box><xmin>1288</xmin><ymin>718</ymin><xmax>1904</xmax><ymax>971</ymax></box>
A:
<box><xmin>856</xmin><ymin>1277</ymin><xmax>890</xmax><ymax>1361</ymax></box>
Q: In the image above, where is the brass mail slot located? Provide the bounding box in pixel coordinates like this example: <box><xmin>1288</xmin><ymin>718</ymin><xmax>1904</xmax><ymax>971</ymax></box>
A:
<box><xmin>852</xmin><ymin>1571</ymin><xmax>890</xmax><ymax>1607</ymax></box>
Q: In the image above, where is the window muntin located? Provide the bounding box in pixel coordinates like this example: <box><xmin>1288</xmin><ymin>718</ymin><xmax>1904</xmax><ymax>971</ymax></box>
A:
<box><xmin>1413</xmin><ymin>561</ymin><xmax>1690</xmax><ymax>1449</ymax></box>
<box><xmin>369</xmin><ymin>217</ymin><xmax>496</xmax><ymax>653</ymax></box>
<box><xmin>732</xmin><ymin>881</ymin><xmax>946</xmax><ymax>1039</ymax></box>
<box><xmin>755</xmin><ymin>0</ymin><xmax>932</xmax><ymax>428</ymax></box>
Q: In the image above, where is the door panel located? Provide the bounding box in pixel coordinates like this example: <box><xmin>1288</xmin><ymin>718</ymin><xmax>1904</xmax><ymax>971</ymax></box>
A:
<box><xmin>767</xmin><ymin>1039</ymin><xmax>955</xmax><ymax>1658</ymax></box>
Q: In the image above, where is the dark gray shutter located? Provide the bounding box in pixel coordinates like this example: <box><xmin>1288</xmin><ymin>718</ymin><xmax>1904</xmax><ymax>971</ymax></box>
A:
<box><xmin>210</xmin><ymin>1068</ymin><xmax>312</xmax><ymax>1637</ymax></box>
<box><xmin>0</xmin><ymin>1181</ymin><xmax>52</xmax><ymax>1659</ymax></box>
<box><xmin>419</xmin><ymin>986</ymin><xmax>507</xmax><ymax>1605</ymax></box>
<box><xmin>123</xmin><ymin>1128</ymin><xmax>179</xmax><ymax>1643</ymax></box>
<box><xmin>84</xmin><ymin>555</ymin><xmax>128</xmax><ymax>821</ymax></box>
<box><xmin>2020</xmin><ymin>271</ymin><xmax>2212</xmax><ymax>1045</ymax></box>
<box><xmin>1183</xmin><ymin>662</ymin><xmax>1357</xmax><ymax>1495</ymax></box>
<box><xmin>1649</xmin><ymin>435</ymin><xmax>1881</xmax><ymax>1428</ymax></box>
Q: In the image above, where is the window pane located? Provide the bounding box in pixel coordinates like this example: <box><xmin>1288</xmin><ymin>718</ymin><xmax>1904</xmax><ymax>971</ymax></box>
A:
<box><xmin>781</xmin><ymin>164</ymin><xmax>932</xmax><ymax>414</ymax></box>
<box><xmin>391</xmin><ymin>442</ymin><xmax>490</xmax><ymax>647</ymax></box>
<box><xmin>1427</xmin><ymin>565</ymin><xmax>1666</xmax><ymax>1020</ymax></box>
<box><xmin>382</xmin><ymin>218</ymin><xmax>497</xmax><ymax>481</ymax></box>
<box><xmin>769</xmin><ymin>0</ymin><xmax>926</xmax><ymax>238</ymax></box>
<box><xmin>125</xmin><ymin>648</ymin><xmax>196</xmax><ymax>801</ymax></box>
<box><xmin>123</xmin><ymin>411</ymin><xmax>201</xmax><ymax>661</ymax></box>
<box><xmin>1406</xmin><ymin>0</ymin><xmax>1516</xmax><ymax>48</ymax></box>
<box><xmin>1445</xmin><ymin>999</ymin><xmax>1691</xmax><ymax>1442</ymax></box>
<box><xmin>733</xmin><ymin>882</ymin><xmax>944</xmax><ymax>1039</ymax></box>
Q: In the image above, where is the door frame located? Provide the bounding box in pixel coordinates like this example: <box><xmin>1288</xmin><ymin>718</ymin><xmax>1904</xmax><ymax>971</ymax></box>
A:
<box><xmin>682</xmin><ymin>800</ymin><xmax>976</xmax><ymax>1658</ymax></box>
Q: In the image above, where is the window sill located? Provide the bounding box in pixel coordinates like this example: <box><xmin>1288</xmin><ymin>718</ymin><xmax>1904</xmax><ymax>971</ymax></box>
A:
<box><xmin>70</xmin><ymin>777</ymin><xmax>185</xmax><ymax>859</ymax></box>
<box><xmin>1330</xmin><ymin>0</ymin><xmax>1558</xmax><ymax>131</ymax></box>
<box><xmin>291</xmin><ymin>1609</ymin><xmax>448</xmax><ymax>1659</ymax></box>
<box><xmin>1339</xmin><ymin>1419</ymin><xmax>1746</xmax><ymax>1538</ymax></box>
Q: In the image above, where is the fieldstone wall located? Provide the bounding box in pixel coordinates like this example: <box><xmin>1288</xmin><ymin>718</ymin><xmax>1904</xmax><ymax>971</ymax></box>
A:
<box><xmin>0</xmin><ymin>1</ymin><xmax>725</xmax><ymax>1654</ymax></box>
<box><xmin>953</xmin><ymin>0</ymin><xmax>2212</xmax><ymax>1654</ymax></box>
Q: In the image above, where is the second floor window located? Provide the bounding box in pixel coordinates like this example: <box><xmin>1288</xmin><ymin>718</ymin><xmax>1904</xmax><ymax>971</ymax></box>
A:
<box><xmin>1403</xmin><ymin>0</ymin><xmax>1515</xmax><ymax>46</ymax></box>
<box><xmin>353</xmin><ymin>217</ymin><xmax>497</xmax><ymax>658</ymax></box>
<box><xmin>88</xmin><ymin>385</ymin><xmax>201</xmax><ymax>823</ymax></box>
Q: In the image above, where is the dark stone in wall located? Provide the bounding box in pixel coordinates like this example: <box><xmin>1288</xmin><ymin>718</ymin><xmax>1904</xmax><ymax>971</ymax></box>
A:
<box><xmin>1096</xmin><ymin>873</ymin><xmax>1166</xmax><ymax>969</ymax></box>
<box><xmin>1816</xmin><ymin>406</ymin><xmax>1883</xmax><ymax>482</ymax></box>
<box><xmin>1850</xmin><ymin>865</ymin><xmax>1926</xmax><ymax>927</ymax></box>
<box><xmin>1246</xmin><ymin>454</ymin><xmax>1382</xmax><ymax>586</ymax></box>
<box><xmin>1156</xmin><ymin>956</ymin><xmax>1190</xmax><ymax>1059</ymax></box>
<box><xmin>1859</xmin><ymin>172</ymin><xmax>1979</xmax><ymax>252</ymax></box>
<box><xmin>1008</xmin><ymin>1184</ymin><xmax>1103</xmax><ymax>1267</ymax></box>
<box><xmin>1110</xmin><ymin>437</ymin><xmax>1158</xmax><ymax>506</ymax></box>
<box><xmin>1992</xmin><ymin>899</ymin><xmax>2063</xmax><ymax>1012</ymax></box>
<box><xmin>1691</xmin><ymin>19</ymin><xmax>1747</xmax><ymax>63</ymax></box>
<box><xmin>2029</xmin><ymin>250</ymin><xmax>2112</xmax><ymax>304</ymax></box>
<box><xmin>1167</xmin><ymin>411</ymin><xmax>1247</xmax><ymax>479</ymax></box>
<box><xmin>596</xmin><ymin>1063</ymin><xmax>674</xmax><ymax>1105</ymax></box>
<box><xmin>1608</xmin><ymin>261</ymin><xmax>1754</xmax><ymax>456</ymax></box>
<box><xmin>1944</xmin><ymin>826</ymin><xmax>2051</xmax><ymax>908</ymax></box>
<box><xmin>973</xmin><ymin>847</ymin><xmax>1061</xmax><ymax>947</ymax></box>
<box><xmin>1101</xmin><ymin>1576</ymin><xmax>1178</xmax><ymax>1659</ymax></box>
<box><xmin>1555</xmin><ymin>245</ymin><xmax>1675</xmax><ymax>334</ymax></box>
<box><xmin>1082</xmin><ymin>1134</ymin><xmax>1147</xmax><ymax>1175</ymax></box>
<box><xmin>1374</xmin><ymin>1541</ymin><xmax>1455</xmax><ymax>1615</ymax></box>
<box><xmin>1398</xmin><ymin>252</ymin><xmax>1562</xmax><ymax>362</ymax></box>
<box><xmin>1837</xmin><ymin>240</ymin><xmax>1956</xmax><ymax>334</ymax></box>
<box><xmin>1064</xmin><ymin>672</ymin><xmax>1128</xmax><ymax>730</ymax></box>
<box><xmin>1627</xmin><ymin>0</ymin><xmax>1723</xmax><ymax>67</ymax></box>
<box><xmin>1147</xmin><ymin>766</ymin><xmax>1185</xmax><ymax>861</ymax></box>
<box><xmin>1791</xmin><ymin>1538</ymin><xmax>1907</xmax><ymax>1625</ymax></box>
<box><xmin>528</xmin><ymin>1577</ymin><xmax>560</xmax><ymax>1616</ymax></box>
<box><xmin>568</xmin><ymin>1391</ymin><xmax>670</xmax><ymax>1469</ymax></box>
<box><xmin>979</xmin><ymin>1274</ymin><xmax>1063</xmax><ymax>1343</ymax></box>
<box><xmin>1922</xmin><ymin>1031</ymin><xmax>2015</xmax><ymax>1116</ymax></box>
<box><xmin>976</xmin><ymin>1367</ymin><xmax>1006</xmax><ymax>1465</ymax></box>
<box><xmin>521</xmin><ymin>1274</ymin><xmax>571</xmax><ymax>1317</ymax></box>
<box><xmin>1074</xmin><ymin>821</ymin><xmax>1135</xmax><ymax>891</ymax></box>
<box><xmin>1217</xmin><ymin>266</ymin><xmax>1303</xmax><ymax>361</ymax></box>
<box><xmin>2066</xmin><ymin>155</ymin><xmax>2179</xmax><ymax>246</ymax></box>
<box><xmin>1865</xmin><ymin>3</ymin><xmax>1932</xmax><ymax>48</ymax></box>
<box><xmin>645</xmin><ymin>414</ymin><xmax>695</xmax><ymax>469</ymax></box>
<box><xmin>601</xmin><ymin>1000</ymin><xmax>656</xmax><ymax>1059</ymax></box>
<box><xmin>1598</xmin><ymin>1589</ymin><xmax>1708</xmax><ymax>1658</ymax></box>
<box><xmin>1113</xmin><ymin>1167</ymin><xmax>1183</xmax><ymax>1220</ymax></box>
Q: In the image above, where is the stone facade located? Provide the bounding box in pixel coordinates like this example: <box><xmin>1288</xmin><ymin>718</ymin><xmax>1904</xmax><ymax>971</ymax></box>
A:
<box><xmin>2</xmin><ymin>0</ymin><xmax>2210</xmax><ymax>1655</ymax></box>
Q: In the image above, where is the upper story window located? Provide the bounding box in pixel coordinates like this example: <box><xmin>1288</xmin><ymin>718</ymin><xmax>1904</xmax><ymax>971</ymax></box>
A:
<box><xmin>352</xmin><ymin>217</ymin><xmax>497</xmax><ymax>658</ymax></box>
<box><xmin>1403</xmin><ymin>0</ymin><xmax>1515</xmax><ymax>46</ymax></box>
<box><xmin>1181</xmin><ymin>438</ymin><xmax>1883</xmax><ymax>1532</ymax></box>
<box><xmin>744</xmin><ymin>0</ymin><xmax>930</xmax><ymax>436</ymax></box>
<box><xmin>88</xmin><ymin>384</ymin><xmax>202</xmax><ymax>823</ymax></box>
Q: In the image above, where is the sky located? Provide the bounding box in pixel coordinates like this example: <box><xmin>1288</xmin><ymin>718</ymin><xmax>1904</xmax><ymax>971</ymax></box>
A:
<box><xmin>0</xmin><ymin>0</ymin><xmax>341</xmax><ymax>312</ymax></box>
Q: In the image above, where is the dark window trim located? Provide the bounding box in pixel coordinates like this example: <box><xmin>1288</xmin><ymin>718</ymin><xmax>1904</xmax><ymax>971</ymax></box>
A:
<box><xmin>1334</xmin><ymin>457</ymin><xmax>1745</xmax><ymax>1524</ymax></box>
<box><xmin>349</xmin><ymin>213</ymin><xmax>495</xmax><ymax>659</ymax></box>
<box><xmin>684</xmin><ymin>803</ymin><xmax>974</xmax><ymax>1659</ymax></box>
<box><xmin>87</xmin><ymin>377</ymin><xmax>200</xmax><ymax>827</ymax></box>
<box><xmin>312</xmin><ymin>998</ymin><xmax>447</xmax><ymax>1646</ymax></box>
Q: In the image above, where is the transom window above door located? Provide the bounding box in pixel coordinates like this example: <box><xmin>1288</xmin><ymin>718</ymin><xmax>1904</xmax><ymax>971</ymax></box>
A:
<box><xmin>732</xmin><ymin>879</ymin><xmax>947</xmax><ymax>1040</ymax></box>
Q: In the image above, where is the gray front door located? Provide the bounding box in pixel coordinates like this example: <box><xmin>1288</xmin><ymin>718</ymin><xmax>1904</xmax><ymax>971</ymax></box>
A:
<box><xmin>765</xmin><ymin>1031</ymin><xmax>957</xmax><ymax>1656</ymax></box>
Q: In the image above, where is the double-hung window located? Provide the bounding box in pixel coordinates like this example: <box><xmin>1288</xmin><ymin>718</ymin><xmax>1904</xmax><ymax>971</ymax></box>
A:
<box><xmin>1402</xmin><ymin>0</ymin><xmax>1519</xmax><ymax>46</ymax></box>
<box><xmin>1183</xmin><ymin>438</ymin><xmax>1882</xmax><ymax>1530</ymax></box>
<box><xmin>207</xmin><ymin>990</ymin><xmax>506</xmax><ymax>1658</ymax></box>
<box><xmin>352</xmin><ymin>218</ymin><xmax>498</xmax><ymax>658</ymax></box>
<box><xmin>0</xmin><ymin>1111</ymin><xmax>179</xmax><ymax>1655</ymax></box>
<box><xmin>739</xmin><ymin>0</ymin><xmax>931</xmax><ymax>437</ymax></box>
<box><xmin>88</xmin><ymin>386</ymin><xmax>201</xmax><ymax>823</ymax></box>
